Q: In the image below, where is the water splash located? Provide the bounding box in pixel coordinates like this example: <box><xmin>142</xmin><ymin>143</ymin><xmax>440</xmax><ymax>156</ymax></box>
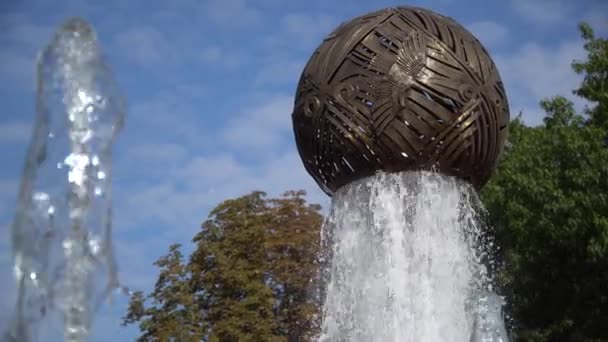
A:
<box><xmin>318</xmin><ymin>171</ymin><xmax>509</xmax><ymax>342</ymax></box>
<box><xmin>5</xmin><ymin>18</ymin><xmax>126</xmax><ymax>342</ymax></box>
<box><xmin>470</xmin><ymin>291</ymin><xmax>509</xmax><ymax>342</ymax></box>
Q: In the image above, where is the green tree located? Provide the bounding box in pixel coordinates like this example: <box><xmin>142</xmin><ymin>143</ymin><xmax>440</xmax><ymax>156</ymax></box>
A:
<box><xmin>482</xmin><ymin>23</ymin><xmax>608</xmax><ymax>341</ymax></box>
<box><xmin>190</xmin><ymin>191</ymin><xmax>278</xmax><ymax>342</ymax></box>
<box><xmin>572</xmin><ymin>23</ymin><xmax>608</xmax><ymax>130</ymax></box>
<box><xmin>122</xmin><ymin>244</ymin><xmax>206</xmax><ymax>341</ymax></box>
<box><xmin>122</xmin><ymin>190</ymin><xmax>324</xmax><ymax>342</ymax></box>
<box><xmin>265</xmin><ymin>191</ymin><xmax>323</xmax><ymax>341</ymax></box>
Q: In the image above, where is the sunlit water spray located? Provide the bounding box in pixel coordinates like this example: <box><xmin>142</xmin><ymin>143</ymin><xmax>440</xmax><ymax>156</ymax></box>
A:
<box><xmin>318</xmin><ymin>171</ymin><xmax>509</xmax><ymax>342</ymax></box>
<box><xmin>5</xmin><ymin>18</ymin><xmax>126</xmax><ymax>342</ymax></box>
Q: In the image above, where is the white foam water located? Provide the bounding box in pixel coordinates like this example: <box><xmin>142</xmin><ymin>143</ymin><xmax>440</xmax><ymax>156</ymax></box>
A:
<box><xmin>318</xmin><ymin>171</ymin><xmax>508</xmax><ymax>342</ymax></box>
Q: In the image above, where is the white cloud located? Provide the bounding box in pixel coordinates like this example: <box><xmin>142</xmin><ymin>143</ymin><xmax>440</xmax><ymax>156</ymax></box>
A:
<box><xmin>171</xmin><ymin>83</ymin><xmax>209</xmax><ymax>99</ymax></box>
<box><xmin>178</xmin><ymin>154</ymin><xmax>243</xmax><ymax>184</ymax></box>
<box><xmin>200</xmin><ymin>46</ymin><xmax>222</xmax><ymax>63</ymax></box>
<box><xmin>200</xmin><ymin>0</ymin><xmax>261</xmax><ymax>30</ymax></box>
<box><xmin>0</xmin><ymin>15</ymin><xmax>53</xmax><ymax>91</ymax></box>
<box><xmin>221</xmin><ymin>94</ymin><xmax>293</xmax><ymax>151</ymax></box>
<box><xmin>113</xmin><ymin>237</ymin><xmax>171</xmax><ymax>291</ymax></box>
<box><xmin>113</xmin><ymin>26</ymin><xmax>176</xmax><ymax>66</ymax></box>
<box><xmin>127</xmin><ymin>142</ymin><xmax>189</xmax><ymax>165</ymax></box>
<box><xmin>257</xmin><ymin>152</ymin><xmax>328</xmax><ymax>208</ymax></box>
<box><xmin>280</xmin><ymin>13</ymin><xmax>337</xmax><ymax>45</ymax></box>
<box><xmin>466</xmin><ymin>21</ymin><xmax>509</xmax><ymax>47</ymax></box>
<box><xmin>584</xmin><ymin>8</ymin><xmax>608</xmax><ymax>36</ymax></box>
<box><xmin>494</xmin><ymin>39</ymin><xmax>586</xmax><ymax>125</ymax></box>
<box><xmin>254</xmin><ymin>60</ymin><xmax>305</xmax><ymax>86</ymax></box>
<box><xmin>0</xmin><ymin>50</ymin><xmax>36</xmax><ymax>91</ymax></box>
<box><xmin>0</xmin><ymin>121</ymin><xmax>31</xmax><ymax>143</ymax></box>
<box><xmin>126</xmin><ymin>90</ymin><xmax>211</xmax><ymax>149</ymax></box>
<box><xmin>199</xmin><ymin>46</ymin><xmax>241</xmax><ymax>69</ymax></box>
<box><xmin>262</xmin><ymin>13</ymin><xmax>338</xmax><ymax>54</ymax></box>
<box><xmin>110</xmin><ymin>91</ymin><xmax>328</xmax><ymax>237</ymax></box>
<box><xmin>1</xmin><ymin>13</ymin><xmax>53</xmax><ymax>50</ymax></box>
<box><xmin>115</xmin><ymin>151</ymin><xmax>327</xmax><ymax>237</ymax></box>
<box><xmin>509</xmin><ymin>0</ymin><xmax>571</xmax><ymax>25</ymax></box>
<box><xmin>0</xmin><ymin>179</ymin><xmax>18</xmax><ymax>206</ymax></box>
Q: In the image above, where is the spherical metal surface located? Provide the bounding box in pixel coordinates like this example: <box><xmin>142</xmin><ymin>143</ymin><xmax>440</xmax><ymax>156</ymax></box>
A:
<box><xmin>292</xmin><ymin>6</ymin><xmax>510</xmax><ymax>195</ymax></box>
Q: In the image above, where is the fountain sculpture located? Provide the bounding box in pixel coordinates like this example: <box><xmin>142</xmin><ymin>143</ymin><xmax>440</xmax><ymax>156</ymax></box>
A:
<box><xmin>292</xmin><ymin>6</ymin><xmax>509</xmax><ymax>194</ymax></box>
<box><xmin>292</xmin><ymin>6</ymin><xmax>510</xmax><ymax>341</ymax></box>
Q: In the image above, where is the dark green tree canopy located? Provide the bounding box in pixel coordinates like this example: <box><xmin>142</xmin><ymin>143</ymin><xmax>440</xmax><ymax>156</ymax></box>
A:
<box><xmin>572</xmin><ymin>23</ymin><xmax>608</xmax><ymax>130</ymax></box>
<box><xmin>482</xmin><ymin>23</ymin><xmax>608</xmax><ymax>341</ymax></box>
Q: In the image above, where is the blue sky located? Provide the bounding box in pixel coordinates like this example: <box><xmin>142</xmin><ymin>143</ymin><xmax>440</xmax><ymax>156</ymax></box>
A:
<box><xmin>0</xmin><ymin>0</ymin><xmax>606</xmax><ymax>340</ymax></box>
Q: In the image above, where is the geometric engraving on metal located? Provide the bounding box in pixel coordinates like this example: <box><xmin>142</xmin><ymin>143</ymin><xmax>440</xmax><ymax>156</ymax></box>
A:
<box><xmin>292</xmin><ymin>6</ymin><xmax>510</xmax><ymax>195</ymax></box>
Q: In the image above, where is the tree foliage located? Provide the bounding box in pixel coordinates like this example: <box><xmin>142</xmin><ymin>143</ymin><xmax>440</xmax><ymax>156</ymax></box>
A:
<box><xmin>122</xmin><ymin>244</ymin><xmax>206</xmax><ymax>341</ymax></box>
<box><xmin>482</xmin><ymin>23</ymin><xmax>608</xmax><ymax>341</ymax></box>
<box><xmin>122</xmin><ymin>190</ymin><xmax>324</xmax><ymax>342</ymax></box>
<box><xmin>572</xmin><ymin>23</ymin><xmax>608</xmax><ymax>130</ymax></box>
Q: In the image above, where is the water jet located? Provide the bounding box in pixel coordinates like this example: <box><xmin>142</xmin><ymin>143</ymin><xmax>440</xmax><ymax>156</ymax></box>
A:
<box><xmin>5</xmin><ymin>18</ymin><xmax>126</xmax><ymax>342</ymax></box>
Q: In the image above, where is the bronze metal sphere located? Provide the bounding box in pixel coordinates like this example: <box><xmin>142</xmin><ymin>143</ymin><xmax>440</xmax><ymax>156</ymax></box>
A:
<box><xmin>292</xmin><ymin>6</ymin><xmax>510</xmax><ymax>195</ymax></box>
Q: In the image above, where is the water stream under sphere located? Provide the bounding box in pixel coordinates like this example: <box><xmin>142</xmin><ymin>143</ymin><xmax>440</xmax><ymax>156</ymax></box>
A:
<box><xmin>318</xmin><ymin>171</ymin><xmax>509</xmax><ymax>342</ymax></box>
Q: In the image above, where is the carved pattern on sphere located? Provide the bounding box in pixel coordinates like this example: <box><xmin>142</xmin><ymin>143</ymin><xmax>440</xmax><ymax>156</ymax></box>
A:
<box><xmin>292</xmin><ymin>7</ymin><xmax>510</xmax><ymax>195</ymax></box>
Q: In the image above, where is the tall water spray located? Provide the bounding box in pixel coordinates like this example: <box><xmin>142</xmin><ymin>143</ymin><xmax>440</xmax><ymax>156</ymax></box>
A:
<box><xmin>5</xmin><ymin>18</ymin><xmax>126</xmax><ymax>342</ymax></box>
<box><xmin>318</xmin><ymin>172</ymin><xmax>508</xmax><ymax>342</ymax></box>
